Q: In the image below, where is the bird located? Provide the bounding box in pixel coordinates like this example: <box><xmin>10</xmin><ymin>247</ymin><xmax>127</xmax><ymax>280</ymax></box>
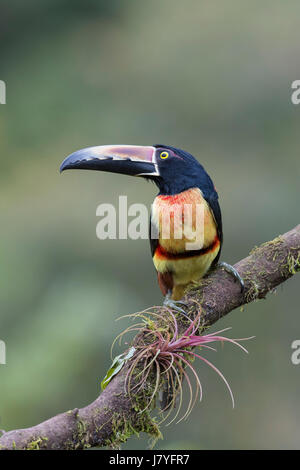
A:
<box><xmin>60</xmin><ymin>144</ymin><xmax>243</xmax><ymax>313</ymax></box>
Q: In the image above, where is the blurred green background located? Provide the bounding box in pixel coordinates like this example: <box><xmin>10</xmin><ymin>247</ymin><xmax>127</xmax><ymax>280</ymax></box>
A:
<box><xmin>1</xmin><ymin>0</ymin><xmax>299</xmax><ymax>450</ymax></box>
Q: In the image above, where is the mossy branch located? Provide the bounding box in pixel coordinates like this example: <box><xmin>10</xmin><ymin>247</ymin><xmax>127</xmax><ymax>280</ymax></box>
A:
<box><xmin>0</xmin><ymin>225</ymin><xmax>299</xmax><ymax>450</ymax></box>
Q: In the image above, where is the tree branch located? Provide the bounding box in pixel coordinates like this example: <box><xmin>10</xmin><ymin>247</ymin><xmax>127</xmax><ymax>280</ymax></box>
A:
<box><xmin>0</xmin><ymin>225</ymin><xmax>299</xmax><ymax>450</ymax></box>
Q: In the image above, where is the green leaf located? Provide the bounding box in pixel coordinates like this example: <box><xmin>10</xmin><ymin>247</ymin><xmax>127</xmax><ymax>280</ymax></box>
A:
<box><xmin>101</xmin><ymin>346</ymin><xmax>136</xmax><ymax>390</ymax></box>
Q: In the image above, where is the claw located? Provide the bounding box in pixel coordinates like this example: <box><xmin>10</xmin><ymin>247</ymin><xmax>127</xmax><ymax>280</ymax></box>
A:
<box><xmin>219</xmin><ymin>262</ymin><xmax>244</xmax><ymax>292</ymax></box>
<box><xmin>163</xmin><ymin>291</ymin><xmax>190</xmax><ymax>319</ymax></box>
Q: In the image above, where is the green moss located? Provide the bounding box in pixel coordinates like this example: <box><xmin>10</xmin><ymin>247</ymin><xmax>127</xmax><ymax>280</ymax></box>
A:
<box><xmin>287</xmin><ymin>253</ymin><xmax>300</xmax><ymax>275</ymax></box>
<box><xmin>60</xmin><ymin>409</ymin><xmax>92</xmax><ymax>450</ymax></box>
<box><xmin>67</xmin><ymin>416</ymin><xmax>91</xmax><ymax>450</ymax></box>
<box><xmin>250</xmin><ymin>235</ymin><xmax>284</xmax><ymax>257</ymax></box>
<box><xmin>75</xmin><ymin>418</ymin><xmax>91</xmax><ymax>450</ymax></box>
<box><xmin>185</xmin><ymin>277</ymin><xmax>213</xmax><ymax>297</ymax></box>
<box><xmin>104</xmin><ymin>410</ymin><xmax>162</xmax><ymax>449</ymax></box>
<box><xmin>106</xmin><ymin>364</ymin><xmax>162</xmax><ymax>448</ymax></box>
<box><xmin>26</xmin><ymin>436</ymin><xmax>48</xmax><ymax>450</ymax></box>
<box><xmin>245</xmin><ymin>280</ymin><xmax>260</xmax><ymax>303</ymax></box>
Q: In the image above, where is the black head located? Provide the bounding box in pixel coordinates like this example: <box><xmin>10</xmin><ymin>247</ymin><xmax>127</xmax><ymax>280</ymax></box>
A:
<box><xmin>151</xmin><ymin>145</ymin><xmax>215</xmax><ymax>196</ymax></box>
<box><xmin>60</xmin><ymin>144</ymin><xmax>216</xmax><ymax>197</ymax></box>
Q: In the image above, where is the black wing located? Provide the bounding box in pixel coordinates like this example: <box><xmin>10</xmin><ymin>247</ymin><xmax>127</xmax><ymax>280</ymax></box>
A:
<box><xmin>149</xmin><ymin>210</ymin><xmax>159</xmax><ymax>258</ymax></box>
<box><xmin>205</xmin><ymin>191</ymin><xmax>223</xmax><ymax>266</ymax></box>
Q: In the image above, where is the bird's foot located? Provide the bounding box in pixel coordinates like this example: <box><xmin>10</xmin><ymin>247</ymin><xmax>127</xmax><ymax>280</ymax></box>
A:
<box><xmin>218</xmin><ymin>261</ymin><xmax>244</xmax><ymax>292</ymax></box>
<box><xmin>163</xmin><ymin>291</ymin><xmax>190</xmax><ymax>319</ymax></box>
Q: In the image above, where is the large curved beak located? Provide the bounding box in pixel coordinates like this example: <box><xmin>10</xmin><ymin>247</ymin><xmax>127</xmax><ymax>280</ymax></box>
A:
<box><xmin>60</xmin><ymin>145</ymin><xmax>159</xmax><ymax>177</ymax></box>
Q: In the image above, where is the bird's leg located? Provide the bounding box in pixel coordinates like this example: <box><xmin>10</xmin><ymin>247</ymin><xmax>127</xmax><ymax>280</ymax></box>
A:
<box><xmin>163</xmin><ymin>290</ymin><xmax>190</xmax><ymax>319</ymax></box>
<box><xmin>218</xmin><ymin>261</ymin><xmax>244</xmax><ymax>292</ymax></box>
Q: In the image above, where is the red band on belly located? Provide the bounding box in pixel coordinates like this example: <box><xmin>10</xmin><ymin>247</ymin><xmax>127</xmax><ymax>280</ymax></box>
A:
<box><xmin>154</xmin><ymin>235</ymin><xmax>220</xmax><ymax>260</ymax></box>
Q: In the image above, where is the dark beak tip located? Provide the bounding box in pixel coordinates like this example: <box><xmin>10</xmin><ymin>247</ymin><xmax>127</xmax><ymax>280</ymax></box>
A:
<box><xmin>59</xmin><ymin>161</ymin><xmax>68</xmax><ymax>173</ymax></box>
<box><xmin>60</xmin><ymin>156</ymin><xmax>77</xmax><ymax>173</ymax></box>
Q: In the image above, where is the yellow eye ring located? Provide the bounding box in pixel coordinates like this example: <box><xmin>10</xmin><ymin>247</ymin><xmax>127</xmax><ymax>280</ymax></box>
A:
<box><xmin>160</xmin><ymin>151</ymin><xmax>169</xmax><ymax>159</ymax></box>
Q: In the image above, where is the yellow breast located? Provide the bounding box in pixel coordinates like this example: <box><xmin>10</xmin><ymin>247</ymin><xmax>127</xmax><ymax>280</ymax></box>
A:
<box><xmin>151</xmin><ymin>188</ymin><xmax>220</xmax><ymax>299</ymax></box>
<box><xmin>151</xmin><ymin>187</ymin><xmax>217</xmax><ymax>253</ymax></box>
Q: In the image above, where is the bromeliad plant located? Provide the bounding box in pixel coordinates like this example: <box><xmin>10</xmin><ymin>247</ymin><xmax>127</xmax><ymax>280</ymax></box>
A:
<box><xmin>103</xmin><ymin>307</ymin><xmax>253</xmax><ymax>424</ymax></box>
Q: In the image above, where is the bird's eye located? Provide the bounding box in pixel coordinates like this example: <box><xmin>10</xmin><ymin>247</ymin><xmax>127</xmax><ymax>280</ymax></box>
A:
<box><xmin>160</xmin><ymin>151</ymin><xmax>169</xmax><ymax>159</ymax></box>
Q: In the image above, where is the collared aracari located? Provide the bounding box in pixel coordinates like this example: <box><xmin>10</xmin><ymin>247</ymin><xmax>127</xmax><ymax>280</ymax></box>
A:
<box><xmin>60</xmin><ymin>145</ymin><xmax>243</xmax><ymax>312</ymax></box>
